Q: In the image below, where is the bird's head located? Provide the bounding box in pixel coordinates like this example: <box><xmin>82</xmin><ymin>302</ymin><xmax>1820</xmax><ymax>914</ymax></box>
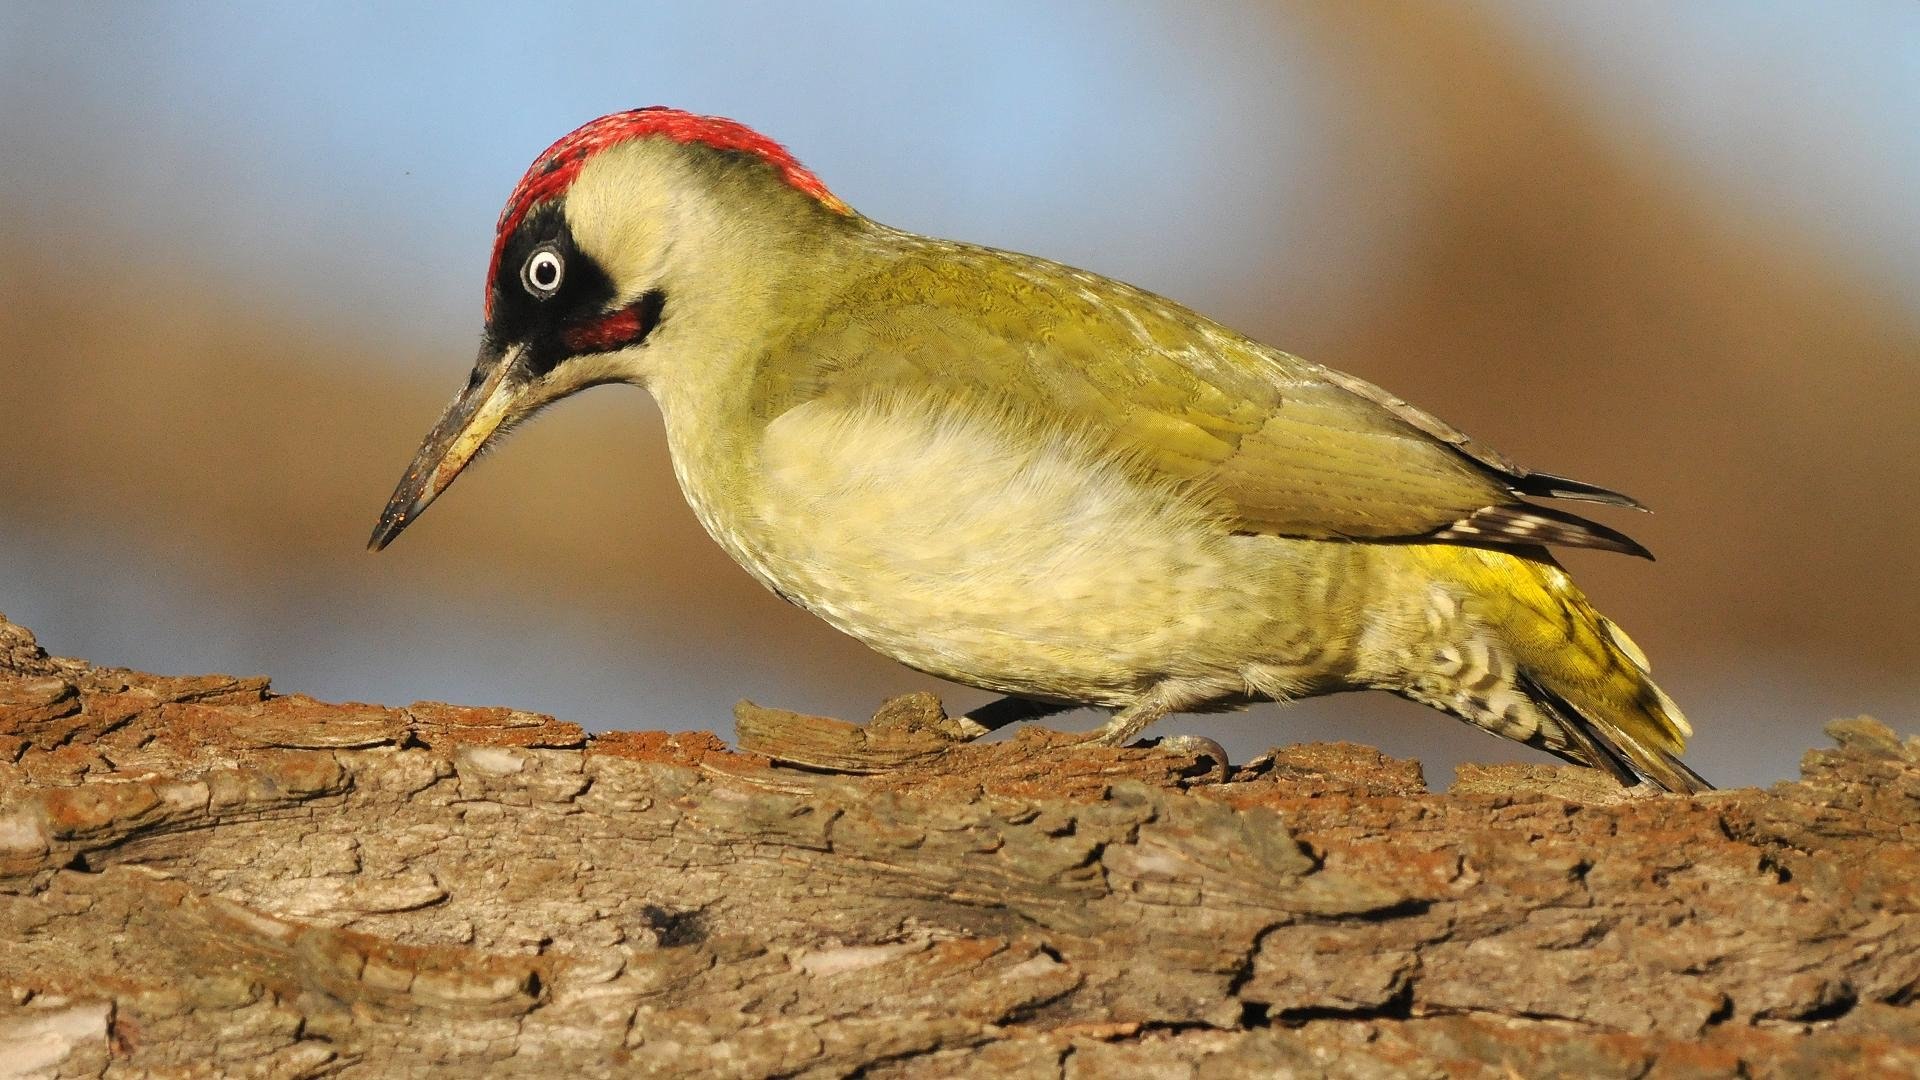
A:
<box><xmin>369</xmin><ymin>107</ymin><xmax>856</xmax><ymax>551</ymax></box>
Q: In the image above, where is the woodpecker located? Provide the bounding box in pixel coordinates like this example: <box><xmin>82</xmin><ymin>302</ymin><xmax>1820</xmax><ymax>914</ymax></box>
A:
<box><xmin>371</xmin><ymin>107</ymin><xmax>1708</xmax><ymax>792</ymax></box>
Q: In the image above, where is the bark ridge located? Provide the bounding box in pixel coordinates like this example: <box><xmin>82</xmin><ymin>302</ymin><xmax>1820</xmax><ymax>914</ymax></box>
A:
<box><xmin>1</xmin><ymin>612</ymin><xmax>1916</xmax><ymax>1078</ymax></box>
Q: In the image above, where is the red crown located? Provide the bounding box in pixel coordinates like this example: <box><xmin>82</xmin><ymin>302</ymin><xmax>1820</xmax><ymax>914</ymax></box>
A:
<box><xmin>486</xmin><ymin>107</ymin><xmax>849</xmax><ymax>315</ymax></box>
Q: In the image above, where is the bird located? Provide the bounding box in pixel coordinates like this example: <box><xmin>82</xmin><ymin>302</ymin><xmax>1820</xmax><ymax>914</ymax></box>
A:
<box><xmin>370</xmin><ymin>106</ymin><xmax>1709</xmax><ymax>793</ymax></box>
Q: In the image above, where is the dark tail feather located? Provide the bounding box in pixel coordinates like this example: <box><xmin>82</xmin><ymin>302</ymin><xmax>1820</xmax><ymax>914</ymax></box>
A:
<box><xmin>1410</xmin><ymin>544</ymin><xmax>1708</xmax><ymax>793</ymax></box>
<box><xmin>1522</xmin><ymin>675</ymin><xmax>1714</xmax><ymax>794</ymax></box>
<box><xmin>1431</xmin><ymin>503</ymin><xmax>1655</xmax><ymax>560</ymax></box>
<box><xmin>1513</xmin><ymin>470</ymin><xmax>1647</xmax><ymax>511</ymax></box>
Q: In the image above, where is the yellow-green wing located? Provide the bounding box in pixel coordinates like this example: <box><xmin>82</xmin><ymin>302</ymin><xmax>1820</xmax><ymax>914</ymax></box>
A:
<box><xmin>765</xmin><ymin>239</ymin><xmax>1647</xmax><ymax>555</ymax></box>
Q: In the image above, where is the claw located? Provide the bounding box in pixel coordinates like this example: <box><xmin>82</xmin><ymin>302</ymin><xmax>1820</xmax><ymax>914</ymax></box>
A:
<box><xmin>1150</xmin><ymin>734</ymin><xmax>1230</xmax><ymax>772</ymax></box>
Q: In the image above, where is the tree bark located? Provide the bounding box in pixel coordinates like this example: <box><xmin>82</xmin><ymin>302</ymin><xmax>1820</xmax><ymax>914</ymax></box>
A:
<box><xmin>1</xmin><ymin>611</ymin><xmax>1915</xmax><ymax>1078</ymax></box>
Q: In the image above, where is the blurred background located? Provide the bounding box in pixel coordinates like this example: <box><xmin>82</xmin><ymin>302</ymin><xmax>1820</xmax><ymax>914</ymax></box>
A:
<box><xmin>2</xmin><ymin>3</ymin><xmax>1914</xmax><ymax>788</ymax></box>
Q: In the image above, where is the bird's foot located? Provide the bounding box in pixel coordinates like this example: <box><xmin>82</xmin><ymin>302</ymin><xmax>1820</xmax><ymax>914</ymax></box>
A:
<box><xmin>1149</xmin><ymin>734</ymin><xmax>1230</xmax><ymax>770</ymax></box>
<box><xmin>1075</xmin><ymin>730</ymin><xmax>1230</xmax><ymax>782</ymax></box>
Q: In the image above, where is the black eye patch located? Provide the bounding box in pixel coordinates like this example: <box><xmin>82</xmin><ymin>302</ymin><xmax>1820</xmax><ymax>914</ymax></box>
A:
<box><xmin>487</xmin><ymin>203</ymin><xmax>621</xmax><ymax>376</ymax></box>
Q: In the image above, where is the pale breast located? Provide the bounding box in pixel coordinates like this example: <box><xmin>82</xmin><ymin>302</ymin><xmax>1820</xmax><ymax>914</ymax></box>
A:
<box><xmin>689</xmin><ymin>392</ymin><xmax>1298</xmax><ymax>702</ymax></box>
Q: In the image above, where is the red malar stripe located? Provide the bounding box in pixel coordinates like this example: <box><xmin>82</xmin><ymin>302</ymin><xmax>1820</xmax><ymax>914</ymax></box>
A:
<box><xmin>562</xmin><ymin>304</ymin><xmax>648</xmax><ymax>353</ymax></box>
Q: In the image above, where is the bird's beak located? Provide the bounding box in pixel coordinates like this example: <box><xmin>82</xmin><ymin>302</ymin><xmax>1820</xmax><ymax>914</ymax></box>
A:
<box><xmin>368</xmin><ymin>343</ymin><xmax>524</xmax><ymax>551</ymax></box>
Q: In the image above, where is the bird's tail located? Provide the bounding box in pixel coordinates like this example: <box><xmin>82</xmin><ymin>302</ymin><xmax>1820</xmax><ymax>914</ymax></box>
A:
<box><xmin>1397</xmin><ymin>545</ymin><xmax>1711</xmax><ymax>793</ymax></box>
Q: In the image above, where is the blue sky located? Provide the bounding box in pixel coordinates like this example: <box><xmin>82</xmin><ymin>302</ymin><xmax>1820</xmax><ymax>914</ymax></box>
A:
<box><xmin>0</xmin><ymin>5</ymin><xmax>1336</xmax><ymax>349</ymax></box>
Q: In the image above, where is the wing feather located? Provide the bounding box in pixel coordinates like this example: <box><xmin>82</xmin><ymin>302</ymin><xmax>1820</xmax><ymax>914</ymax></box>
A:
<box><xmin>768</xmin><ymin>238</ymin><xmax>1650</xmax><ymax>557</ymax></box>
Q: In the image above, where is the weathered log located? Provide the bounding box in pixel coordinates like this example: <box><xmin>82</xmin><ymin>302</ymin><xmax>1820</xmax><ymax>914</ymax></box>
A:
<box><xmin>1</xmin><ymin>610</ymin><xmax>1916</xmax><ymax>1078</ymax></box>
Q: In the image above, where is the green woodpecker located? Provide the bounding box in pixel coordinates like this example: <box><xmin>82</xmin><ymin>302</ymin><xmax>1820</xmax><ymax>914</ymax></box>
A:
<box><xmin>371</xmin><ymin>107</ymin><xmax>1708</xmax><ymax>793</ymax></box>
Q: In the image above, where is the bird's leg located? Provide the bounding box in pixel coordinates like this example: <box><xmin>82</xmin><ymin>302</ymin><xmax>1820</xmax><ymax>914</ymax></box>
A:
<box><xmin>1090</xmin><ymin>684</ymin><xmax>1190</xmax><ymax>745</ymax></box>
<box><xmin>1086</xmin><ymin>699</ymin><xmax>1171</xmax><ymax>746</ymax></box>
<box><xmin>960</xmin><ymin>683</ymin><xmax>1221</xmax><ymax>754</ymax></box>
<box><xmin>955</xmin><ymin>695</ymin><xmax>1077</xmax><ymax>740</ymax></box>
<box><xmin>1084</xmin><ymin>680</ymin><xmax>1217</xmax><ymax>747</ymax></box>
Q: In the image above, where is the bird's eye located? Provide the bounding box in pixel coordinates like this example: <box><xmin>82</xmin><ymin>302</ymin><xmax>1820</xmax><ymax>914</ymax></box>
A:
<box><xmin>521</xmin><ymin>247</ymin><xmax>564</xmax><ymax>298</ymax></box>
